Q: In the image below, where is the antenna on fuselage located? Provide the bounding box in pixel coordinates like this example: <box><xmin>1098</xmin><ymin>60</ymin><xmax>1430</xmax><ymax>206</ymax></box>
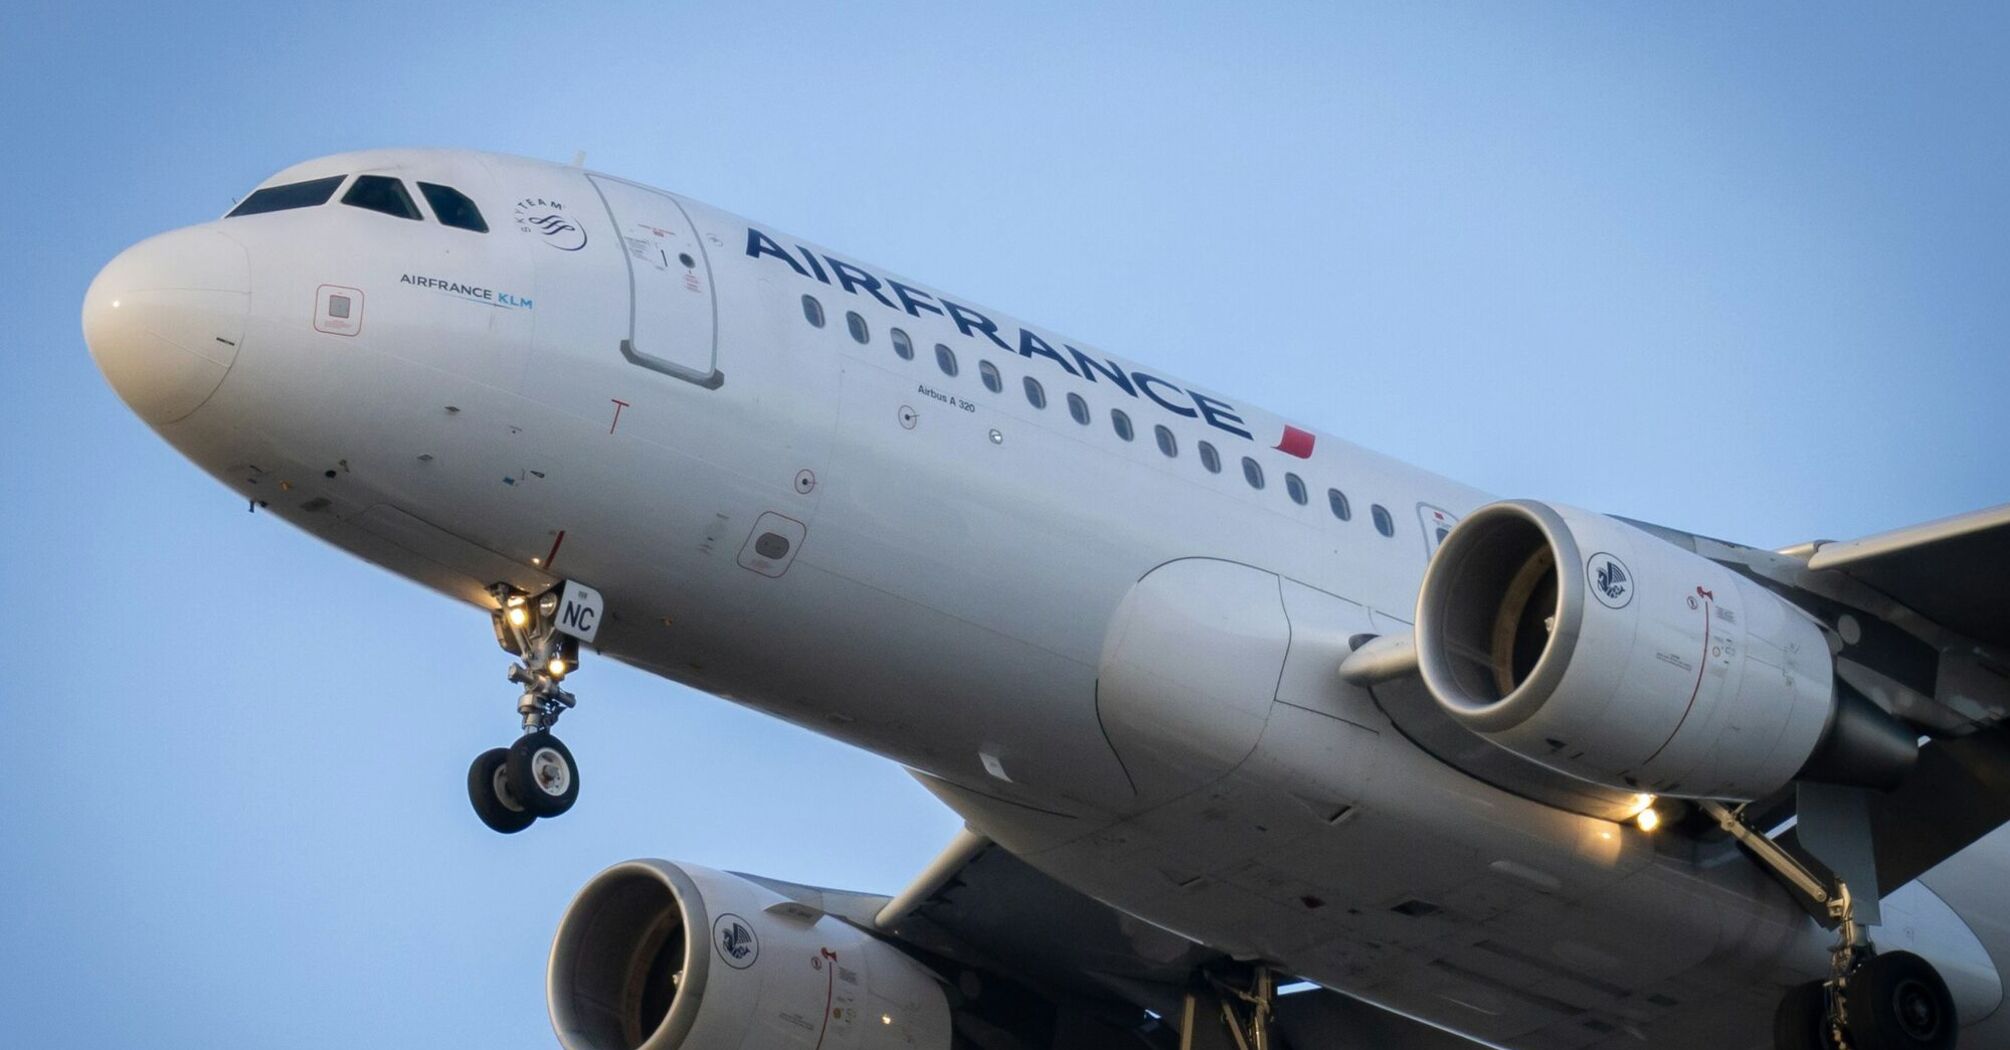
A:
<box><xmin>569</xmin><ymin>150</ymin><xmax>586</xmax><ymax>168</ymax></box>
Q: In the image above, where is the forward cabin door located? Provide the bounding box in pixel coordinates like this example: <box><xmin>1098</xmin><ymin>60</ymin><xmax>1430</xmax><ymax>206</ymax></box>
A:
<box><xmin>586</xmin><ymin>174</ymin><xmax>721</xmax><ymax>388</ymax></box>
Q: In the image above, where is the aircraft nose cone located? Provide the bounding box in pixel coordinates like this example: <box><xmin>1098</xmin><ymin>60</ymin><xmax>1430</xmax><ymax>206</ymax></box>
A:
<box><xmin>82</xmin><ymin>226</ymin><xmax>250</xmax><ymax>425</ymax></box>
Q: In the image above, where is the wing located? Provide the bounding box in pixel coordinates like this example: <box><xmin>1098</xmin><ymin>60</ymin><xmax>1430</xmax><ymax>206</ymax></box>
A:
<box><xmin>1799</xmin><ymin>502</ymin><xmax>2010</xmax><ymax>649</ymax></box>
<box><xmin>773</xmin><ymin>829</ymin><xmax>1510</xmax><ymax>1050</ymax></box>
<box><xmin>850</xmin><ymin>830</ymin><xmax>1785</xmax><ymax>1050</ymax></box>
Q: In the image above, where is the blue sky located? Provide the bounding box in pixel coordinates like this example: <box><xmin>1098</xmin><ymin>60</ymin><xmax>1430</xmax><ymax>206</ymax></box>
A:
<box><xmin>4</xmin><ymin>4</ymin><xmax>2006</xmax><ymax>1047</ymax></box>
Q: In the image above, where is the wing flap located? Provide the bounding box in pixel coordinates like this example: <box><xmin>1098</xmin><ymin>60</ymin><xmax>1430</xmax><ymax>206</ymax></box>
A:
<box><xmin>1805</xmin><ymin>503</ymin><xmax>2010</xmax><ymax>648</ymax></box>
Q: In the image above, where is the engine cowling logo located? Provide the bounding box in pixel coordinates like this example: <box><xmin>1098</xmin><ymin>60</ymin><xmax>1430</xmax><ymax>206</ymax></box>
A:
<box><xmin>1588</xmin><ymin>552</ymin><xmax>1633</xmax><ymax>609</ymax></box>
<box><xmin>713</xmin><ymin>913</ymin><xmax>759</xmax><ymax>968</ymax></box>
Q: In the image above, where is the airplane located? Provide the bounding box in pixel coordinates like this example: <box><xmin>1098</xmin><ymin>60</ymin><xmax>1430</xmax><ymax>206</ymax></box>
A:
<box><xmin>80</xmin><ymin>148</ymin><xmax>2010</xmax><ymax>1050</ymax></box>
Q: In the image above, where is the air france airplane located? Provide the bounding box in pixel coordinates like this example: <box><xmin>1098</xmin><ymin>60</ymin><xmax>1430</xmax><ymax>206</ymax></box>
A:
<box><xmin>83</xmin><ymin>149</ymin><xmax>2010</xmax><ymax>1050</ymax></box>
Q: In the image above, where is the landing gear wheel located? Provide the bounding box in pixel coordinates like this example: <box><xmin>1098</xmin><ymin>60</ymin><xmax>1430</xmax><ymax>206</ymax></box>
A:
<box><xmin>467</xmin><ymin>747</ymin><xmax>535</xmax><ymax>834</ymax></box>
<box><xmin>1845</xmin><ymin>951</ymin><xmax>1957</xmax><ymax>1050</ymax></box>
<box><xmin>506</xmin><ymin>731</ymin><xmax>579</xmax><ymax>818</ymax></box>
<box><xmin>1773</xmin><ymin>979</ymin><xmax>1834</xmax><ymax>1050</ymax></box>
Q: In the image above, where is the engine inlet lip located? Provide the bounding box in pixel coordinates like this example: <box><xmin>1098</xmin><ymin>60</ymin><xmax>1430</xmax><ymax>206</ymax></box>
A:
<box><xmin>548</xmin><ymin>859</ymin><xmax>712</xmax><ymax>1050</ymax></box>
<box><xmin>1416</xmin><ymin>500</ymin><xmax>1586</xmax><ymax>734</ymax></box>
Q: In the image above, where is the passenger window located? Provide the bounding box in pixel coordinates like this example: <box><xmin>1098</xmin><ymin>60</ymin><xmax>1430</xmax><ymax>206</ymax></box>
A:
<box><xmin>846</xmin><ymin>311</ymin><xmax>869</xmax><ymax>344</ymax></box>
<box><xmin>935</xmin><ymin>343</ymin><xmax>959</xmax><ymax>377</ymax></box>
<box><xmin>341</xmin><ymin>175</ymin><xmax>422</xmax><ymax>220</ymax></box>
<box><xmin>1373</xmin><ymin>504</ymin><xmax>1395</xmax><ymax>537</ymax></box>
<box><xmin>417</xmin><ymin>182</ymin><xmax>487</xmax><ymax>232</ymax></box>
<box><xmin>802</xmin><ymin>294</ymin><xmax>825</xmax><ymax>328</ymax></box>
<box><xmin>1024</xmin><ymin>376</ymin><xmax>1047</xmax><ymax>409</ymax></box>
<box><xmin>1111</xmin><ymin>409</ymin><xmax>1134</xmax><ymax>441</ymax></box>
<box><xmin>1328</xmin><ymin>488</ymin><xmax>1352</xmax><ymax>521</ymax></box>
<box><xmin>980</xmin><ymin>360</ymin><xmax>1003</xmax><ymax>393</ymax></box>
<box><xmin>1242</xmin><ymin>457</ymin><xmax>1265</xmax><ymax>490</ymax></box>
<box><xmin>1199</xmin><ymin>441</ymin><xmax>1221</xmax><ymax>474</ymax></box>
<box><xmin>1154</xmin><ymin>425</ymin><xmax>1177</xmax><ymax>458</ymax></box>
<box><xmin>891</xmin><ymin>327</ymin><xmax>914</xmax><ymax>360</ymax></box>
<box><xmin>227</xmin><ymin>175</ymin><xmax>346</xmax><ymax>217</ymax></box>
<box><xmin>1286</xmin><ymin>473</ymin><xmax>1308</xmax><ymax>505</ymax></box>
<box><xmin>1067</xmin><ymin>393</ymin><xmax>1090</xmax><ymax>425</ymax></box>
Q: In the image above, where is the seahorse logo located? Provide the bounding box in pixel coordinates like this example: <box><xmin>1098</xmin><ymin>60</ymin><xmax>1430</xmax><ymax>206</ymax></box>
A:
<box><xmin>1588</xmin><ymin>553</ymin><xmax>1633</xmax><ymax>609</ymax></box>
<box><xmin>713</xmin><ymin>913</ymin><xmax>759</xmax><ymax>968</ymax></box>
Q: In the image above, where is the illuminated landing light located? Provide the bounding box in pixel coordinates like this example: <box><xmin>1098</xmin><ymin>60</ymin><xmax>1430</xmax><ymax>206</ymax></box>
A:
<box><xmin>546</xmin><ymin>657</ymin><xmax>568</xmax><ymax>678</ymax></box>
<box><xmin>881</xmin><ymin>1014</ymin><xmax>892</xmax><ymax>1025</ymax></box>
<box><xmin>506</xmin><ymin>606</ymin><xmax>528</xmax><ymax>628</ymax></box>
<box><xmin>1636</xmin><ymin>807</ymin><xmax>1662</xmax><ymax>833</ymax></box>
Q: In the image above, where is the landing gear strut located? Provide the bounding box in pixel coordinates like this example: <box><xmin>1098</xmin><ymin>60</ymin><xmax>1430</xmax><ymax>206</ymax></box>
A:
<box><xmin>1182</xmin><ymin>965</ymin><xmax>1278</xmax><ymax>1050</ymax></box>
<box><xmin>1702</xmin><ymin>802</ymin><xmax>1959</xmax><ymax>1050</ymax></box>
<box><xmin>467</xmin><ymin>581</ymin><xmax>599</xmax><ymax>833</ymax></box>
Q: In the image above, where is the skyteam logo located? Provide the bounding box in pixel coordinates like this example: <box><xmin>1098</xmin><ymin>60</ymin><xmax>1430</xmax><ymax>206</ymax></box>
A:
<box><xmin>713</xmin><ymin>913</ymin><xmax>758</xmax><ymax>969</ymax></box>
<box><xmin>1588</xmin><ymin>552</ymin><xmax>1632</xmax><ymax>609</ymax></box>
<box><xmin>515</xmin><ymin>198</ymin><xmax>587</xmax><ymax>251</ymax></box>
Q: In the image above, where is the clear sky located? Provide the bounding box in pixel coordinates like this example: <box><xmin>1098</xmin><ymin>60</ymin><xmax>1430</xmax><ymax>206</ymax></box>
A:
<box><xmin>5</xmin><ymin>3</ymin><xmax>2006</xmax><ymax>1047</ymax></box>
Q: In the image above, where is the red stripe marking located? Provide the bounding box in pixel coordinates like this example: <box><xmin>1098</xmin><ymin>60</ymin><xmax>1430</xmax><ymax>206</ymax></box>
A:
<box><xmin>1274</xmin><ymin>425</ymin><xmax>1316</xmax><ymax>459</ymax></box>
<box><xmin>542</xmin><ymin>530</ymin><xmax>566</xmax><ymax>571</ymax></box>
<box><xmin>812</xmin><ymin>948</ymin><xmax>838</xmax><ymax>1050</ymax></box>
<box><xmin>1641</xmin><ymin>596</ymin><xmax>1713</xmax><ymax>771</ymax></box>
<box><xmin>1685</xmin><ymin>601</ymin><xmax>1712</xmax><ymax>712</ymax></box>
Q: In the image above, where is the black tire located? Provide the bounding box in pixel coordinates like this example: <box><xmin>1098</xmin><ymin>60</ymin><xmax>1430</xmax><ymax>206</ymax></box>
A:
<box><xmin>506</xmin><ymin>731</ymin><xmax>580</xmax><ymax>817</ymax></box>
<box><xmin>1845</xmin><ymin>951</ymin><xmax>1957</xmax><ymax>1050</ymax></box>
<box><xmin>1773</xmin><ymin>979</ymin><xmax>1833</xmax><ymax>1050</ymax></box>
<box><xmin>467</xmin><ymin>747</ymin><xmax>535</xmax><ymax>834</ymax></box>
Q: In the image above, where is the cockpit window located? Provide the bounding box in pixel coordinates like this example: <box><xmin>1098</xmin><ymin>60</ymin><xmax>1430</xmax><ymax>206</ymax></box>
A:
<box><xmin>342</xmin><ymin>175</ymin><xmax>422</xmax><ymax>220</ymax></box>
<box><xmin>226</xmin><ymin>175</ymin><xmax>345</xmax><ymax>217</ymax></box>
<box><xmin>418</xmin><ymin>182</ymin><xmax>488</xmax><ymax>232</ymax></box>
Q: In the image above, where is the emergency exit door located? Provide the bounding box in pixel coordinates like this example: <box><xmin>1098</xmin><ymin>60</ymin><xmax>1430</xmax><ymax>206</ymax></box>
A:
<box><xmin>587</xmin><ymin>174</ymin><xmax>721</xmax><ymax>388</ymax></box>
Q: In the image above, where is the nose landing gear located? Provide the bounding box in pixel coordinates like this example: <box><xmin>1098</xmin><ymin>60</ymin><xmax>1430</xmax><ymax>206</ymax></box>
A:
<box><xmin>467</xmin><ymin>581</ymin><xmax>601</xmax><ymax>833</ymax></box>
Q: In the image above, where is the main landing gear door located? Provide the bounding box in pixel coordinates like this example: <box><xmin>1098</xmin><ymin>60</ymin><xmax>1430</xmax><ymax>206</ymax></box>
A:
<box><xmin>586</xmin><ymin>174</ymin><xmax>722</xmax><ymax>389</ymax></box>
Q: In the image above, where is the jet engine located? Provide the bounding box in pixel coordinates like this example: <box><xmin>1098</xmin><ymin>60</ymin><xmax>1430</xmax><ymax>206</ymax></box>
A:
<box><xmin>548</xmin><ymin>860</ymin><xmax>952</xmax><ymax>1050</ymax></box>
<box><xmin>1413</xmin><ymin>499</ymin><xmax>1913</xmax><ymax>801</ymax></box>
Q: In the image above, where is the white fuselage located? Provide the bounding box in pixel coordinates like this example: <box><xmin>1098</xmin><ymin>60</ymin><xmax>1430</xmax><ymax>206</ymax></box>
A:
<box><xmin>82</xmin><ymin>149</ymin><xmax>2010</xmax><ymax>1048</ymax></box>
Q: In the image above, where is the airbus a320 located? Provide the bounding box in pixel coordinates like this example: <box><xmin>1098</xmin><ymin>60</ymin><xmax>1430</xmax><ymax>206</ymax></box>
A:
<box><xmin>83</xmin><ymin>149</ymin><xmax>2010</xmax><ymax>1050</ymax></box>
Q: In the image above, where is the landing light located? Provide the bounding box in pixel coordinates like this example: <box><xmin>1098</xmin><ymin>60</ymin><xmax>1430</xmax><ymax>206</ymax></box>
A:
<box><xmin>881</xmin><ymin>1014</ymin><xmax>892</xmax><ymax>1025</ymax></box>
<box><xmin>547</xmin><ymin>657</ymin><xmax>568</xmax><ymax>677</ymax></box>
<box><xmin>1630</xmin><ymin>794</ymin><xmax>1662</xmax><ymax>833</ymax></box>
<box><xmin>537</xmin><ymin>591</ymin><xmax>561</xmax><ymax>618</ymax></box>
<box><xmin>506</xmin><ymin>606</ymin><xmax>529</xmax><ymax>628</ymax></box>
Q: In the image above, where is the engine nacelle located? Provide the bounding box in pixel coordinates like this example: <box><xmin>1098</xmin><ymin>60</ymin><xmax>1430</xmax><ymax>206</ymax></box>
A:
<box><xmin>548</xmin><ymin>860</ymin><xmax>952</xmax><ymax>1050</ymax></box>
<box><xmin>1414</xmin><ymin>499</ymin><xmax>1841</xmax><ymax>801</ymax></box>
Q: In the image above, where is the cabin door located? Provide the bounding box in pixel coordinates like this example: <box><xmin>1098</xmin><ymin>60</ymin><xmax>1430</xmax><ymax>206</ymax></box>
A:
<box><xmin>587</xmin><ymin>174</ymin><xmax>720</xmax><ymax>388</ymax></box>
